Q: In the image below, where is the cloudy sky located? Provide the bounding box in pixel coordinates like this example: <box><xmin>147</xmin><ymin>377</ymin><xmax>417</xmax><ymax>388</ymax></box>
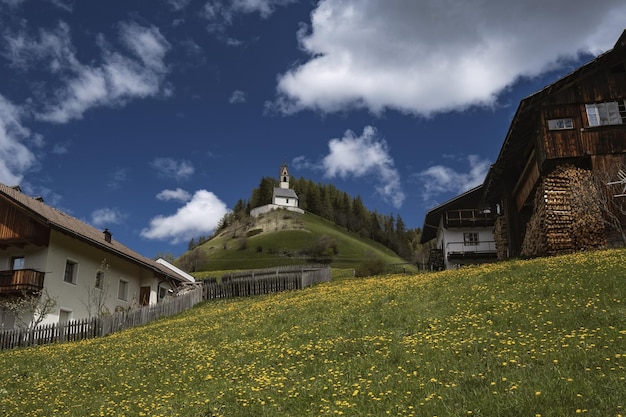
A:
<box><xmin>0</xmin><ymin>0</ymin><xmax>624</xmax><ymax>258</ymax></box>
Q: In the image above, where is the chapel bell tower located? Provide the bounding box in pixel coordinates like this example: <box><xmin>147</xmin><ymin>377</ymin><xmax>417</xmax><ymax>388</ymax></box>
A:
<box><xmin>279</xmin><ymin>162</ymin><xmax>290</xmax><ymax>189</ymax></box>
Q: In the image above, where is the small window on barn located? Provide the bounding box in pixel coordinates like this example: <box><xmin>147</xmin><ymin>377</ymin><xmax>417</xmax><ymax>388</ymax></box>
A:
<box><xmin>548</xmin><ymin>118</ymin><xmax>573</xmax><ymax>130</ymax></box>
<box><xmin>585</xmin><ymin>101</ymin><xmax>626</xmax><ymax>127</ymax></box>
<box><xmin>463</xmin><ymin>232</ymin><xmax>479</xmax><ymax>246</ymax></box>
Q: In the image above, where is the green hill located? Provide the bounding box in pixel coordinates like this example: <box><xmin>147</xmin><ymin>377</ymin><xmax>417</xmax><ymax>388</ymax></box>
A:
<box><xmin>182</xmin><ymin>209</ymin><xmax>416</xmax><ymax>277</ymax></box>
<box><xmin>1</xmin><ymin>248</ymin><xmax>625</xmax><ymax>416</ymax></box>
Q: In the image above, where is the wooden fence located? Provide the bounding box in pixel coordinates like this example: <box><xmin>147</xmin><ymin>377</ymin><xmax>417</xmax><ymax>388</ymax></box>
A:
<box><xmin>202</xmin><ymin>265</ymin><xmax>331</xmax><ymax>300</ymax></box>
<box><xmin>0</xmin><ymin>265</ymin><xmax>330</xmax><ymax>350</ymax></box>
<box><xmin>0</xmin><ymin>285</ymin><xmax>203</xmax><ymax>351</ymax></box>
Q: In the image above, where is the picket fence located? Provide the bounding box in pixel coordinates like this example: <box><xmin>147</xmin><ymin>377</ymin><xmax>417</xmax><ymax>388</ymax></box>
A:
<box><xmin>202</xmin><ymin>265</ymin><xmax>331</xmax><ymax>300</ymax></box>
<box><xmin>0</xmin><ymin>285</ymin><xmax>203</xmax><ymax>351</ymax></box>
<box><xmin>0</xmin><ymin>265</ymin><xmax>330</xmax><ymax>351</ymax></box>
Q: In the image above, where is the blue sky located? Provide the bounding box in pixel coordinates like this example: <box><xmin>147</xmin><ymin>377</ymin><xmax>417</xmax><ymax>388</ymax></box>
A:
<box><xmin>0</xmin><ymin>0</ymin><xmax>625</xmax><ymax>258</ymax></box>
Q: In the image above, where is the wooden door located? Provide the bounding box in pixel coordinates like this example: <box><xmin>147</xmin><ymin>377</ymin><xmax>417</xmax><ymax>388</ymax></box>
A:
<box><xmin>139</xmin><ymin>286</ymin><xmax>151</xmax><ymax>306</ymax></box>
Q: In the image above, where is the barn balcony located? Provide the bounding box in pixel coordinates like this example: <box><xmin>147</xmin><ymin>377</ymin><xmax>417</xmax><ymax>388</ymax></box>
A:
<box><xmin>445</xmin><ymin>209</ymin><xmax>496</xmax><ymax>228</ymax></box>
<box><xmin>0</xmin><ymin>269</ymin><xmax>45</xmax><ymax>296</ymax></box>
<box><xmin>446</xmin><ymin>241</ymin><xmax>498</xmax><ymax>261</ymax></box>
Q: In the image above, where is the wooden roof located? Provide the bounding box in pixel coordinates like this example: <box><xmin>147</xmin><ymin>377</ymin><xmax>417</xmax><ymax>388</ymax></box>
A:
<box><xmin>0</xmin><ymin>183</ymin><xmax>189</xmax><ymax>283</ymax></box>
<box><xmin>420</xmin><ymin>185</ymin><xmax>486</xmax><ymax>244</ymax></box>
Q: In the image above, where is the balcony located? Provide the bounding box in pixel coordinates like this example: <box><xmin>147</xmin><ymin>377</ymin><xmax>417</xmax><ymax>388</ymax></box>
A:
<box><xmin>445</xmin><ymin>209</ymin><xmax>496</xmax><ymax>228</ymax></box>
<box><xmin>446</xmin><ymin>241</ymin><xmax>498</xmax><ymax>261</ymax></box>
<box><xmin>0</xmin><ymin>269</ymin><xmax>45</xmax><ymax>295</ymax></box>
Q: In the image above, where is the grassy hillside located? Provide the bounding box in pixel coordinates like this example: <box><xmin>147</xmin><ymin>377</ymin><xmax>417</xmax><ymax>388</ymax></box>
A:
<box><xmin>1</xmin><ymin>249</ymin><xmax>625</xmax><ymax>416</ymax></box>
<box><xmin>191</xmin><ymin>210</ymin><xmax>414</xmax><ymax>276</ymax></box>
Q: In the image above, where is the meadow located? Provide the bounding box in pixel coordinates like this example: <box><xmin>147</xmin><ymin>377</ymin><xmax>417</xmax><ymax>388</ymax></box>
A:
<box><xmin>0</xmin><ymin>249</ymin><xmax>624</xmax><ymax>416</ymax></box>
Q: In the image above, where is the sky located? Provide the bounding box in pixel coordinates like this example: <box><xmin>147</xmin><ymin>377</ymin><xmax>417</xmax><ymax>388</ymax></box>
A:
<box><xmin>0</xmin><ymin>0</ymin><xmax>625</xmax><ymax>259</ymax></box>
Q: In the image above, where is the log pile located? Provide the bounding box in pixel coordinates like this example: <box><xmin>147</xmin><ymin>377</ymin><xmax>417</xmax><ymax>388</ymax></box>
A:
<box><xmin>493</xmin><ymin>215</ymin><xmax>509</xmax><ymax>260</ymax></box>
<box><xmin>521</xmin><ymin>165</ymin><xmax>606</xmax><ymax>257</ymax></box>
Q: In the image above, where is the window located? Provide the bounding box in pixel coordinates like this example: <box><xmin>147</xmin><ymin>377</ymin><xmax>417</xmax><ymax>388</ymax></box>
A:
<box><xmin>64</xmin><ymin>260</ymin><xmax>78</xmax><ymax>284</ymax></box>
<box><xmin>59</xmin><ymin>309</ymin><xmax>72</xmax><ymax>324</ymax></box>
<box><xmin>463</xmin><ymin>232</ymin><xmax>479</xmax><ymax>246</ymax></box>
<box><xmin>11</xmin><ymin>256</ymin><xmax>25</xmax><ymax>270</ymax></box>
<box><xmin>548</xmin><ymin>118</ymin><xmax>573</xmax><ymax>130</ymax></box>
<box><xmin>95</xmin><ymin>271</ymin><xmax>105</xmax><ymax>289</ymax></box>
<box><xmin>585</xmin><ymin>101</ymin><xmax>626</xmax><ymax>126</ymax></box>
<box><xmin>118</xmin><ymin>279</ymin><xmax>129</xmax><ymax>301</ymax></box>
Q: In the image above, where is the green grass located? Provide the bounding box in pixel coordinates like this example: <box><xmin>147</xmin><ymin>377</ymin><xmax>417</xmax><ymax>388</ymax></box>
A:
<box><xmin>195</xmin><ymin>211</ymin><xmax>415</xmax><ymax>274</ymax></box>
<box><xmin>1</xmin><ymin>249</ymin><xmax>625</xmax><ymax>416</ymax></box>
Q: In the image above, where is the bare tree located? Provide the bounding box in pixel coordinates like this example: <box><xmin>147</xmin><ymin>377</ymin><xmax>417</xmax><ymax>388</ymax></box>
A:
<box><xmin>82</xmin><ymin>259</ymin><xmax>111</xmax><ymax>318</ymax></box>
<box><xmin>0</xmin><ymin>288</ymin><xmax>57</xmax><ymax>329</ymax></box>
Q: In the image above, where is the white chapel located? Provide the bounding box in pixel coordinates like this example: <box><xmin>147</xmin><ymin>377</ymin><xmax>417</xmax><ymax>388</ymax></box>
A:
<box><xmin>250</xmin><ymin>163</ymin><xmax>304</xmax><ymax>217</ymax></box>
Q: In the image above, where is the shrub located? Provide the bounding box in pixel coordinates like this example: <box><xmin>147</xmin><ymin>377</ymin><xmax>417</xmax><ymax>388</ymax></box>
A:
<box><xmin>354</xmin><ymin>257</ymin><xmax>386</xmax><ymax>277</ymax></box>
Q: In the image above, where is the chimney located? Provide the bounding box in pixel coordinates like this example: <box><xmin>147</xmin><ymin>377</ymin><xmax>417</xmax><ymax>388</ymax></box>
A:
<box><xmin>103</xmin><ymin>229</ymin><xmax>112</xmax><ymax>243</ymax></box>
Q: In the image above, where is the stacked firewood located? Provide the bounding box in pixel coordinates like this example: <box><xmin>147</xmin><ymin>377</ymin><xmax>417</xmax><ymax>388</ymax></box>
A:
<box><xmin>521</xmin><ymin>165</ymin><xmax>606</xmax><ymax>257</ymax></box>
<box><xmin>493</xmin><ymin>216</ymin><xmax>509</xmax><ymax>260</ymax></box>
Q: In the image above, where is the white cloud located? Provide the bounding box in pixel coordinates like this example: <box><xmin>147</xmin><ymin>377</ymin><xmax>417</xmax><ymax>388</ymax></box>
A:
<box><xmin>0</xmin><ymin>95</ymin><xmax>37</xmax><ymax>185</ymax></box>
<box><xmin>201</xmin><ymin>0</ymin><xmax>296</xmax><ymax>34</ymax></box>
<box><xmin>49</xmin><ymin>0</ymin><xmax>73</xmax><ymax>12</ymax></box>
<box><xmin>0</xmin><ymin>0</ymin><xmax>25</xmax><ymax>8</ymax></box>
<box><xmin>156</xmin><ymin>188</ymin><xmax>192</xmax><ymax>202</ymax></box>
<box><xmin>229</xmin><ymin>89</ymin><xmax>247</xmax><ymax>104</ymax></box>
<box><xmin>274</xmin><ymin>0</ymin><xmax>626</xmax><ymax>116</ymax></box>
<box><xmin>313</xmin><ymin>126</ymin><xmax>405</xmax><ymax>208</ymax></box>
<box><xmin>414</xmin><ymin>155</ymin><xmax>491</xmax><ymax>203</ymax></box>
<box><xmin>90</xmin><ymin>207</ymin><xmax>124</xmax><ymax>227</ymax></box>
<box><xmin>164</xmin><ymin>0</ymin><xmax>193</xmax><ymax>11</ymax></box>
<box><xmin>1</xmin><ymin>21</ymin><xmax>78</xmax><ymax>72</ymax></box>
<box><xmin>24</xmin><ymin>21</ymin><xmax>171</xmax><ymax>123</ymax></box>
<box><xmin>151</xmin><ymin>158</ymin><xmax>194</xmax><ymax>181</ymax></box>
<box><xmin>107</xmin><ymin>168</ymin><xmax>128</xmax><ymax>189</ymax></box>
<box><xmin>141</xmin><ymin>190</ymin><xmax>229</xmax><ymax>244</ymax></box>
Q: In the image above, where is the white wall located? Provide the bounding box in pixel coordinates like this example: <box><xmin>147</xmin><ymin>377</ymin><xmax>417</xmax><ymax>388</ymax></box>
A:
<box><xmin>250</xmin><ymin>204</ymin><xmax>304</xmax><ymax>218</ymax></box>
<box><xmin>273</xmin><ymin>196</ymin><xmax>299</xmax><ymax>208</ymax></box>
<box><xmin>441</xmin><ymin>226</ymin><xmax>495</xmax><ymax>270</ymax></box>
<box><xmin>0</xmin><ymin>230</ymin><xmax>163</xmax><ymax>328</ymax></box>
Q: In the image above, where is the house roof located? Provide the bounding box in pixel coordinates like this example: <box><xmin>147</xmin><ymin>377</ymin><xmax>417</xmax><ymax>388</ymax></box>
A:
<box><xmin>0</xmin><ymin>183</ymin><xmax>190</xmax><ymax>283</ymax></box>
<box><xmin>273</xmin><ymin>187</ymin><xmax>298</xmax><ymax>199</ymax></box>
<box><xmin>420</xmin><ymin>185</ymin><xmax>486</xmax><ymax>244</ymax></box>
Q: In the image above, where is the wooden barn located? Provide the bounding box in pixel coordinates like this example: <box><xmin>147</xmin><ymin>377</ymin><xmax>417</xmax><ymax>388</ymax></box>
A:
<box><xmin>483</xmin><ymin>29</ymin><xmax>626</xmax><ymax>258</ymax></box>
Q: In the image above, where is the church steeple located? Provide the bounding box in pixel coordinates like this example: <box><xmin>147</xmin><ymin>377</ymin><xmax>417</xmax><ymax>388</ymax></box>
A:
<box><xmin>279</xmin><ymin>162</ymin><xmax>290</xmax><ymax>189</ymax></box>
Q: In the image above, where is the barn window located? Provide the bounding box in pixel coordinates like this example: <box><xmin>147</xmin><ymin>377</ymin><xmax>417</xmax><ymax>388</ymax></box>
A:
<box><xmin>548</xmin><ymin>118</ymin><xmax>573</xmax><ymax>130</ymax></box>
<box><xmin>463</xmin><ymin>232</ymin><xmax>479</xmax><ymax>246</ymax></box>
<box><xmin>585</xmin><ymin>101</ymin><xmax>626</xmax><ymax>126</ymax></box>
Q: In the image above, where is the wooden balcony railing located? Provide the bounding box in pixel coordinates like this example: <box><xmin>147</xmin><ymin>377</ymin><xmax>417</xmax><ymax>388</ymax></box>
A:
<box><xmin>0</xmin><ymin>269</ymin><xmax>45</xmax><ymax>295</ymax></box>
<box><xmin>445</xmin><ymin>209</ymin><xmax>496</xmax><ymax>228</ymax></box>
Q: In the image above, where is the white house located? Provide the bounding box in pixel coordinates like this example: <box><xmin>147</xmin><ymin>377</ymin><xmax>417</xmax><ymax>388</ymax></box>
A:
<box><xmin>0</xmin><ymin>184</ymin><xmax>191</xmax><ymax>329</ymax></box>
<box><xmin>420</xmin><ymin>185</ymin><xmax>497</xmax><ymax>270</ymax></box>
<box><xmin>251</xmin><ymin>163</ymin><xmax>304</xmax><ymax>217</ymax></box>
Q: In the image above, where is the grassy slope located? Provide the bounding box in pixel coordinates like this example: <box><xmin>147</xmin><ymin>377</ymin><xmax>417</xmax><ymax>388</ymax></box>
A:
<box><xmin>194</xmin><ymin>210</ymin><xmax>414</xmax><ymax>276</ymax></box>
<box><xmin>1</xmin><ymin>249</ymin><xmax>625</xmax><ymax>416</ymax></box>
